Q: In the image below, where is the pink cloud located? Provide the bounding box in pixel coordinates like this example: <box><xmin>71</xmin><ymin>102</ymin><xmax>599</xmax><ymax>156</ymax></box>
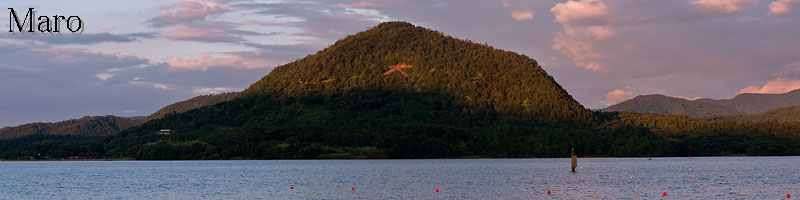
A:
<box><xmin>769</xmin><ymin>0</ymin><xmax>800</xmax><ymax>14</ymax></box>
<box><xmin>550</xmin><ymin>0</ymin><xmax>613</xmax><ymax>71</ymax></box>
<box><xmin>149</xmin><ymin>0</ymin><xmax>229</xmax><ymax>27</ymax></box>
<box><xmin>501</xmin><ymin>1</ymin><xmax>534</xmax><ymax>21</ymax></box>
<box><xmin>604</xmin><ymin>89</ymin><xmax>634</xmax><ymax>105</ymax></box>
<box><xmin>167</xmin><ymin>53</ymin><xmax>277</xmax><ymax>71</ymax></box>
<box><xmin>739</xmin><ymin>78</ymin><xmax>800</xmax><ymax>94</ymax></box>
<box><xmin>162</xmin><ymin>26</ymin><xmax>242</xmax><ymax>43</ymax></box>
<box><xmin>510</xmin><ymin>11</ymin><xmax>534</xmax><ymax>21</ymax></box>
<box><xmin>551</xmin><ymin>0</ymin><xmax>609</xmax><ymax>26</ymax></box>
<box><xmin>551</xmin><ymin>35</ymin><xmax>606</xmax><ymax>71</ymax></box>
<box><xmin>603</xmin><ymin>86</ymin><xmax>667</xmax><ymax>105</ymax></box>
<box><xmin>691</xmin><ymin>0</ymin><xmax>758</xmax><ymax>14</ymax></box>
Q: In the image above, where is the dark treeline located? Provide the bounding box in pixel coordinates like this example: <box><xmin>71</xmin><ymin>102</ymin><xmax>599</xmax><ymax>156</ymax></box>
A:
<box><xmin>2</xmin><ymin>92</ymin><xmax>798</xmax><ymax>160</ymax></box>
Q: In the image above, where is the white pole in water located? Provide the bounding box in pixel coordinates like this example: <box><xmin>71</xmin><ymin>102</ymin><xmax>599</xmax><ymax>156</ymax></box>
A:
<box><xmin>571</xmin><ymin>148</ymin><xmax>577</xmax><ymax>172</ymax></box>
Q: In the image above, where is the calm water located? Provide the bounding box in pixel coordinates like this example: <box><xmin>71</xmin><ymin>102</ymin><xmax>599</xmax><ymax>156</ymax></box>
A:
<box><xmin>0</xmin><ymin>157</ymin><xmax>797</xmax><ymax>199</ymax></box>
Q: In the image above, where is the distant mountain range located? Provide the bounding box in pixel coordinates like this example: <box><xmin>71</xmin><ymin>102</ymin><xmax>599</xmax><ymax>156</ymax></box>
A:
<box><xmin>0</xmin><ymin>92</ymin><xmax>238</xmax><ymax>139</ymax></box>
<box><xmin>602</xmin><ymin>89</ymin><xmax>800</xmax><ymax>117</ymax></box>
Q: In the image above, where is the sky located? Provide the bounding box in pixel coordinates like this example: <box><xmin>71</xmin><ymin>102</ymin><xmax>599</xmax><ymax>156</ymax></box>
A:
<box><xmin>2</xmin><ymin>0</ymin><xmax>800</xmax><ymax>127</ymax></box>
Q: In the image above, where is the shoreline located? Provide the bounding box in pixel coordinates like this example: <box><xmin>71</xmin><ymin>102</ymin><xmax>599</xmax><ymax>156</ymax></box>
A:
<box><xmin>2</xmin><ymin>155</ymin><xmax>797</xmax><ymax>162</ymax></box>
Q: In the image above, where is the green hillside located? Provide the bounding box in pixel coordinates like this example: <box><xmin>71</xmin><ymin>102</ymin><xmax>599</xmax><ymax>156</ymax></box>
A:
<box><xmin>242</xmin><ymin>22</ymin><xmax>593</xmax><ymax>123</ymax></box>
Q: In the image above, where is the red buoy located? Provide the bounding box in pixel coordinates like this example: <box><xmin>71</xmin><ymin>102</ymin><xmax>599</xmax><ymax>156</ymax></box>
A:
<box><xmin>663</xmin><ymin>192</ymin><xmax>667</xmax><ymax>196</ymax></box>
<box><xmin>290</xmin><ymin>186</ymin><xmax>293</xmax><ymax>189</ymax></box>
<box><xmin>351</xmin><ymin>187</ymin><xmax>355</xmax><ymax>191</ymax></box>
<box><xmin>788</xmin><ymin>193</ymin><xmax>791</xmax><ymax>198</ymax></box>
<box><xmin>547</xmin><ymin>190</ymin><xmax>551</xmax><ymax>195</ymax></box>
<box><xmin>436</xmin><ymin>189</ymin><xmax>439</xmax><ymax>193</ymax></box>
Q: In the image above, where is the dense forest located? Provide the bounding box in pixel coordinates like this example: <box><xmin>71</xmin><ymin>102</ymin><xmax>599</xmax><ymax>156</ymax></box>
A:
<box><xmin>709</xmin><ymin>106</ymin><xmax>800</xmax><ymax>122</ymax></box>
<box><xmin>1</xmin><ymin>22</ymin><xmax>798</xmax><ymax>160</ymax></box>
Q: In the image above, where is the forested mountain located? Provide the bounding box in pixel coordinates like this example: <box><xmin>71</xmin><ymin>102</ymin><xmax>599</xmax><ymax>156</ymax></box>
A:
<box><xmin>241</xmin><ymin>22</ymin><xmax>593</xmax><ymax>123</ymax></box>
<box><xmin>695</xmin><ymin>89</ymin><xmax>800</xmax><ymax>114</ymax></box>
<box><xmin>602</xmin><ymin>89</ymin><xmax>800</xmax><ymax>117</ymax></box>
<box><xmin>709</xmin><ymin>106</ymin><xmax>800</xmax><ymax>122</ymax></box>
<box><xmin>0</xmin><ymin>116</ymin><xmax>140</xmax><ymax>139</ymax></box>
<box><xmin>0</xmin><ymin>92</ymin><xmax>238</xmax><ymax>139</ymax></box>
<box><xmin>600</xmin><ymin>94</ymin><xmax>742</xmax><ymax>117</ymax></box>
<box><xmin>89</xmin><ymin>21</ymin><xmax>598</xmax><ymax>159</ymax></box>
<box><xmin>2</xmin><ymin>22</ymin><xmax>799</xmax><ymax>160</ymax></box>
<box><xmin>143</xmin><ymin>92</ymin><xmax>239</xmax><ymax>122</ymax></box>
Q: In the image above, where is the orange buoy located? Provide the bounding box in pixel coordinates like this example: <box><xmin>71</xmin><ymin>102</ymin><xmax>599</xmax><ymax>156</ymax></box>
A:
<box><xmin>351</xmin><ymin>187</ymin><xmax>355</xmax><ymax>191</ymax></box>
<box><xmin>436</xmin><ymin>189</ymin><xmax>439</xmax><ymax>193</ymax></box>
<box><xmin>547</xmin><ymin>190</ymin><xmax>551</xmax><ymax>195</ymax></box>
<box><xmin>736</xmin><ymin>158</ymin><xmax>740</xmax><ymax>161</ymax></box>
<box><xmin>689</xmin><ymin>176</ymin><xmax>693</xmax><ymax>180</ymax></box>
<box><xmin>663</xmin><ymin>192</ymin><xmax>667</xmax><ymax>196</ymax></box>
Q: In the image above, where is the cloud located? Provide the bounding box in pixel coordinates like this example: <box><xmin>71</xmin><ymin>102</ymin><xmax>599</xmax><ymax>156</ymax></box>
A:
<box><xmin>691</xmin><ymin>0</ymin><xmax>758</xmax><ymax>14</ymax></box>
<box><xmin>770</xmin><ymin>0</ymin><xmax>800</xmax><ymax>14</ymax></box>
<box><xmin>334</xmin><ymin>1</ymin><xmax>385</xmax><ymax>8</ymax></box>
<box><xmin>167</xmin><ymin>52</ymin><xmax>278</xmax><ymax>71</ymax></box>
<box><xmin>29</xmin><ymin>48</ymin><xmax>148</xmax><ymax>67</ymax></box>
<box><xmin>4</xmin><ymin>32</ymin><xmax>154</xmax><ymax>45</ymax></box>
<box><xmin>193</xmin><ymin>87</ymin><xmax>234</xmax><ymax>94</ymax></box>
<box><xmin>604</xmin><ymin>89</ymin><xmax>633</xmax><ymax>105</ymax></box>
<box><xmin>602</xmin><ymin>86</ymin><xmax>667</xmax><ymax>105</ymax></box>
<box><xmin>551</xmin><ymin>0</ymin><xmax>609</xmax><ymax>26</ymax></box>
<box><xmin>235</xmin><ymin>1</ymin><xmax>394</xmax><ymax>43</ymax></box>
<box><xmin>130</xmin><ymin>81</ymin><xmax>172</xmax><ymax>90</ymax></box>
<box><xmin>122</xmin><ymin>110</ymin><xmax>140</xmax><ymax>113</ymax></box>
<box><xmin>739</xmin><ymin>78</ymin><xmax>800</xmax><ymax>94</ymax></box>
<box><xmin>0</xmin><ymin>41</ymin><xmax>162</xmax><ymax>126</ymax></box>
<box><xmin>550</xmin><ymin>0</ymin><xmax>613</xmax><ymax>71</ymax></box>
<box><xmin>162</xmin><ymin>26</ymin><xmax>245</xmax><ymax>43</ymax></box>
<box><xmin>501</xmin><ymin>0</ymin><xmax>534</xmax><ymax>21</ymax></box>
<box><xmin>96</xmin><ymin>73</ymin><xmax>113</xmax><ymax>80</ymax></box>
<box><xmin>776</xmin><ymin>60</ymin><xmax>800</xmax><ymax>77</ymax></box>
<box><xmin>148</xmin><ymin>0</ymin><xmax>230</xmax><ymax>27</ymax></box>
<box><xmin>510</xmin><ymin>11</ymin><xmax>534</xmax><ymax>21</ymax></box>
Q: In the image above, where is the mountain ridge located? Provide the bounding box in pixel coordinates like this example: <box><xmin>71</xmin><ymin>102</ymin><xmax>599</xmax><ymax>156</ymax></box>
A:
<box><xmin>0</xmin><ymin>92</ymin><xmax>238</xmax><ymax>139</ymax></box>
<box><xmin>602</xmin><ymin>89</ymin><xmax>800</xmax><ymax>117</ymax></box>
